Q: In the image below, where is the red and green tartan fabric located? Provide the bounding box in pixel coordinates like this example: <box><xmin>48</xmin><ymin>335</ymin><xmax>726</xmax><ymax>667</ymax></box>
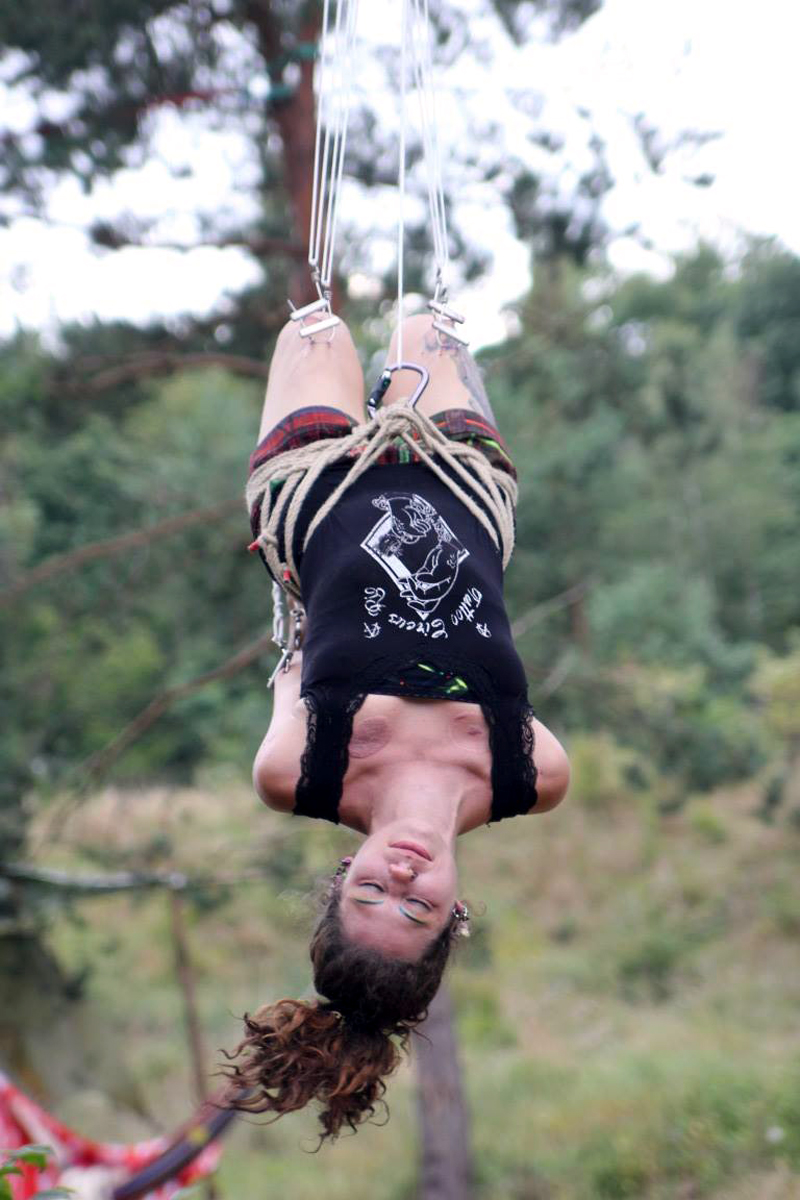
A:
<box><xmin>248</xmin><ymin>404</ymin><xmax>516</xmax><ymax>478</ymax></box>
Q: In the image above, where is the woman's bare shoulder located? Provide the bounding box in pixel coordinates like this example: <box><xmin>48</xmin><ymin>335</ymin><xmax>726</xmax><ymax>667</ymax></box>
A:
<box><xmin>529</xmin><ymin>716</ymin><xmax>570</xmax><ymax>814</ymax></box>
<box><xmin>253</xmin><ymin>698</ymin><xmax>308</xmax><ymax>812</ymax></box>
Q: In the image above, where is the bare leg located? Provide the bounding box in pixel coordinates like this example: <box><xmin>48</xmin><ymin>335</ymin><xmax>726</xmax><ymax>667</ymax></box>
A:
<box><xmin>258</xmin><ymin>316</ymin><xmax>365</xmax><ymax>442</ymax></box>
<box><xmin>380</xmin><ymin>313</ymin><xmax>499</xmax><ymax>427</ymax></box>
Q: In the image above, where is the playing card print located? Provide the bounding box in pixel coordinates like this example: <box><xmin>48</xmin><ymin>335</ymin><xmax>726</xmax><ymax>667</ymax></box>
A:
<box><xmin>360</xmin><ymin>492</ymin><xmax>469</xmax><ymax>618</ymax></box>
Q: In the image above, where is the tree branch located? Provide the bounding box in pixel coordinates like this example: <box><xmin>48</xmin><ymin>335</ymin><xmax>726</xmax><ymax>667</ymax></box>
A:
<box><xmin>1</xmin><ymin>498</ymin><xmax>241</xmax><ymax>608</ymax></box>
<box><xmin>88</xmin><ymin>225</ymin><xmax>305</xmax><ymax>259</ymax></box>
<box><xmin>83</xmin><ymin>351</ymin><xmax>269</xmax><ymax>391</ymax></box>
<box><xmin>0</xmin><ymin>861</ymin><xmax>279</xmax><ymax>894</ymax></box>
<box><xmin>510</xmin><ymin>580</ymin><xmax>589</xmax><ymax>640</ymax></box>
<box><xmin>78</xmin><ymin>632</ymin><xmax>274</xmax><ymax>784</ymax></box>
<box><xmin>2</xmin><ymin>209</ymin><xmax>305</xmax><ymax>261</ymax></box>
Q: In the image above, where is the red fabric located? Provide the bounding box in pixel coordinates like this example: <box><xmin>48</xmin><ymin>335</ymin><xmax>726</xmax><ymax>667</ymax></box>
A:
<box><xmin>0</xmin><ymin>1071</ymin><xmax>222</xmax><ymax>1200</ymax></box>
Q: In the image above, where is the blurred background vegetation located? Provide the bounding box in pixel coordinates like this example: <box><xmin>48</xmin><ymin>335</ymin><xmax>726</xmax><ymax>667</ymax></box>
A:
<box><xmin>1</xmin><ymin>2</ymin><xmax>799</xmax><ymax>1198</ymax></box>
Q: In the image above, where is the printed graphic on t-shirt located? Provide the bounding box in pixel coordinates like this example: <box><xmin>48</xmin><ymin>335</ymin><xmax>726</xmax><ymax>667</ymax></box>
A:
<box><xmin>360</xmin><ymin>492</ymin><xmax>469</xmax><ymax>618</ymax></box>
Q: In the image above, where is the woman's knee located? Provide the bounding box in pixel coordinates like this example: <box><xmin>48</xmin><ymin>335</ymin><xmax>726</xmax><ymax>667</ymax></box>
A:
<box><xmin>386</xmin><ymin>312</ymin><xmax>437</xmax><ymax>362</ymax></box>
<box><xmin>268</xmin><ymin>314</ymin><xmax>362</xmax><ymax>395</ymax></box>
<box><xmin>261</xmin><ymin>314</ymin><xmax>364</xmax><ymax>431</ymax></box>
<box><xmin>274</xmin><ymin>312</ymin><xmax>357</xmax><ymax>359</ymax></box>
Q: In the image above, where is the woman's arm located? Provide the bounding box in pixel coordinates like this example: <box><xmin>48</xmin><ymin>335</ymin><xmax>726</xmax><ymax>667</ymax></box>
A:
<box><xmin>271</xmin><ymin>649</ymin><xmax>304</xmax><ymax>721</ymax></box>
<box><xmin>252</xmin><ymin>653</ymin><xmax>307</xmax><ymax>811</ymax></box>
<box><xmin>530</xmin><ymin>717</ymin><xmax>570</xmax><ymax>813</ymax></box>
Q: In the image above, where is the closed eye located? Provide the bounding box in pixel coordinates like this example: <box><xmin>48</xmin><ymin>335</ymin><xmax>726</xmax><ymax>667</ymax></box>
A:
<box><xmin>351</xmin><ymin>884</ymin><xmax>434</xmax><ymax>923</ymax></box>
<box><xmin>353</xmin><ymin>881</ymin><xmax>385</xmax><ymax>905</ymax></box>
<box><xmin>398</xmin><ymin>901</ymin><xmax>431</xmax><ymax>925</ymax></box>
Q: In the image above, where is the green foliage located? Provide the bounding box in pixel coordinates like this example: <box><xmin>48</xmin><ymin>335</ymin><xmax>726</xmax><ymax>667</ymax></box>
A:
<box><xmin>761</xmin><ymin>873</ymin><xmax>800</xmax><ymax>937</ymax></box>
<box><xmin>567</xmin><ymin>732</ymin><xmax>650</xmax><ymax>811</ymax></box>
<box><xmin>487</xmin><ymin>244</ymin><xmax>800</xmax><ymax>803</ymax></box>
<box><xmin>687</xmin><ymin>800</ymin><xmax>728</xmax><ymax>845</ymax></box>
<box><xmin>616</xmin><ymin>924</ymin><xmax>689</xmax><ymax>1002</ymax></box>
<box><xmin>752</xmin><ymin>634</ymin><xmax>800</xmax><ymax>744</ymax></box>
<box><xmin>473</xmin><ymin>1048</ymin><xmax>800</xmax><ymax>1199</ymax></box>
<box><xmin>0</xmin><ymin>354</ymin><xmax>269</xmax><ymax>858</ymax></box>
<box><xmin>774</xmin><ymin>1072</ymin><xmax>800</xmax><ymax>1169</ymax></box>
<box><xmin>735</xmin><ymin>241</ymin><xmax>800</xmax><ymax>412</ymax></box>
<box><xmin>452</xmin><ymin>975</ymin><xmax>517</xmax><ymax>1048</ymax></box>
<box><xmin>0</xmin><ymin>1146</ymin><xmax>72</xmax><ymax>1200</ymax></box>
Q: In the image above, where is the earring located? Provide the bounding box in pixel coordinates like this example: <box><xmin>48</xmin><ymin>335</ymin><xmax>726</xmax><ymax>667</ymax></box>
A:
<box><xmin>333</xmin><ymin>856</ymin><xmax>352</xmax><ymax>881</ymax></box>
<box><xmin>451</xmin><ymin>901</ymin><xmax>471</xmax><ymax>938</ymax></box>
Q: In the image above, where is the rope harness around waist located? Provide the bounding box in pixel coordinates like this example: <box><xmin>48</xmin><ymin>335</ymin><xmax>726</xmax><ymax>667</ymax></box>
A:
<box><xmin>245</xmin><ymin>405</ymin><xmax>517</xmax><ymax>601</ymax></box>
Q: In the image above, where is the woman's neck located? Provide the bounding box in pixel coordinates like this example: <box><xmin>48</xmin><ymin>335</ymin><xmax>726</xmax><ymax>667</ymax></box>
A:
<box><xmin>366</xmin><ymin>761</ymin><xmax>465</xmax><ymax>844</ymax></box>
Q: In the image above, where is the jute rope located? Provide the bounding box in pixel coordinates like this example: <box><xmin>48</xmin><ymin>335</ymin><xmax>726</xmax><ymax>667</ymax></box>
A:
<box><xmin>245</xmin><ymin>404</ymin><xmax>517</xmax><ymax>602</ymax></box>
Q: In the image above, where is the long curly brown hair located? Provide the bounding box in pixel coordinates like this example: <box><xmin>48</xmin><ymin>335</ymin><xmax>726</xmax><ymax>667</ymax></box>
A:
<box><xmin>222</xmin><ymin>887</ymin><xmax>457</xmax><ymax>1143</ymax></box>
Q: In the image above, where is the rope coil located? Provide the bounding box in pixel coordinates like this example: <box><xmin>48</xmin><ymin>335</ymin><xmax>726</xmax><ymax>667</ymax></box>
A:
<box><xmin>246</xmin><ymin>406</ymin><xmax>517</xmax><ymax>604</ymax></box>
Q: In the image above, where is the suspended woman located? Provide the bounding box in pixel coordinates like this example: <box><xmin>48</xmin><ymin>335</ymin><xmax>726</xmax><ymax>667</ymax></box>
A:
<box><xmin>223</xmin><ymin>310</ymin><xmax>570</xmax><ymax>1139</ymax></box>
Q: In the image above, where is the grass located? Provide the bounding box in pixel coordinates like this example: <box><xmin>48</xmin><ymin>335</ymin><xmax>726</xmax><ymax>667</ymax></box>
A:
<box><xmin>31</xmin><ymin>752</ymin><xmax>800</xmax><ymax>1198</ymax></box>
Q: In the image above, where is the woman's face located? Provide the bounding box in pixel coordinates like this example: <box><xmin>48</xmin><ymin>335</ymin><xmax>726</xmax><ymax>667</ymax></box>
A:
<box><xmin>339</xmin><ymin>821</ymin><xmax>458</xmax><ymax>961</ymax></box>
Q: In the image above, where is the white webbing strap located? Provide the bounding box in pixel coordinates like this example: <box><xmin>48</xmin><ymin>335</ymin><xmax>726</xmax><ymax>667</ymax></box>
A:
<box><xmin>308</xmin><ymin>0</ymin><xmax>454</xmax><ymax>340</ymax></box>
<box><xmin>308</xmin><ymin>0</ymin><xmax>360</xmax><ymax>300</ymax></box>
<box><xmin>393</xmin><ymin>0</ymin><xmax>463</xmax><ymax>349</ymax></box>
<box><xmin>397</xmin><ymin>0</ymin><xmax>409</xmax><ymax>365</ymax></box>
<box><xmin>409</xmin><ymin>0</ymin><xmax>449</xmax><ymax>291</ymax></box>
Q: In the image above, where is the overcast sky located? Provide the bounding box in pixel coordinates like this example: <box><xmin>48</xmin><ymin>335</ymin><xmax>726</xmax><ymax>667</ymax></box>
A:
<box><xmin>1</xmin><ymin>0</ymin><xmax>798</xmax><ymax>345</ymax></box>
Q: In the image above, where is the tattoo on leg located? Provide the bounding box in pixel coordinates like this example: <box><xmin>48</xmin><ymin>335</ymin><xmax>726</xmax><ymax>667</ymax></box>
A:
<box><xmin>422</xmin><ymin>330</ymin><xmax>499</xmax><ymax>424</ymax></box>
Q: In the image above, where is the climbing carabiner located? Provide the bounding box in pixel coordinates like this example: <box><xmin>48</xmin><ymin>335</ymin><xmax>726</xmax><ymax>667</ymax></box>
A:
<box><xmin>367</xmin><ymin>361</ymin><xmax>430</xmax><ymax>419</ymax></box>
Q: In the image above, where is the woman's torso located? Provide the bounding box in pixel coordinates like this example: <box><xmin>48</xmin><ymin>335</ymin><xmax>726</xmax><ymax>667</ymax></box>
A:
<box><xmin>331</xmin><ymin>691</ymin><xmax>496</xmax><ymax>832</ymax></box>
<box><xmin>289</xmin><ymin>461</ymin><xmax>536</xmax><ymax>824</ymax></box>
<box><xmin>296</xmin><ymin>462</ymin><xmax>524</xmax><ymax>690</ymax></box>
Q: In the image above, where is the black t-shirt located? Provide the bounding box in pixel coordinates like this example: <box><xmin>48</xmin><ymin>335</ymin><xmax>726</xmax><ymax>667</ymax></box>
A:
<box><xmin>289</xmin><ymin>461</ymin><xmax>537</xmax><ymax>823</ymax></box>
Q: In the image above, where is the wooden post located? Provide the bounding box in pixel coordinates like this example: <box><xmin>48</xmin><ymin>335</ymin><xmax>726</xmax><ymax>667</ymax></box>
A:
<box><xmin>413</xmin><ymin>984</ymin><xmax>474</xmax><ymax>1200</ymax></box>
<box><xmin>167</xmin><ymin>886</ymin><xmax>207</xmax><ymax>1106</ymax></box>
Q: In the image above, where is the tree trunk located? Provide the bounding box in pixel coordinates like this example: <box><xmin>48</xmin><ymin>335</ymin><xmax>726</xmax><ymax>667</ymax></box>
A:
<box><xmin>412</xmin><ymin>984</ymin><xmax>474</xmax><ymax>1200</ymax></box>
<box><xmin>168</xmin><ymin>889</ymin><xmax>208</xmax><ymax>1105</ymax></box>
<box><xmin>245</xmin><ymin>3</ymin><xmax>323</xmax><ymax>309</ymax></box>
